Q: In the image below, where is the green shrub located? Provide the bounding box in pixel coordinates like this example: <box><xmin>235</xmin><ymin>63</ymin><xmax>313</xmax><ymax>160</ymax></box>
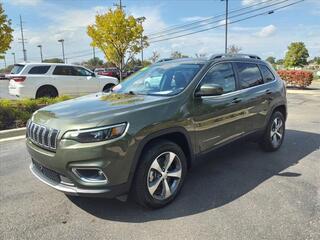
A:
<box><xmin>0</xmin><ymin>96</ymin><xmax>72</xmax><ymax>130</ymax></box>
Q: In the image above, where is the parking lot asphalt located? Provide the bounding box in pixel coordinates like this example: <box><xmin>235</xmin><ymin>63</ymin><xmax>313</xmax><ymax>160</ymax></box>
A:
<box><xmin>0</xmin><ymin>90</ymin><xmax>319</xmax><ymax>240</ymax></box>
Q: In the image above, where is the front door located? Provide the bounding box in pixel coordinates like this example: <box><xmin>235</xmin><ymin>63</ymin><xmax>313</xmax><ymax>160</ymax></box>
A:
<box><xmin>192</xmin><ymin>62</ymin><xmax>247</xmax><ymax>153</ymax></box>
<box><xmin>73</xmin><ymin>66</ymin><xmax>99</xmax><ymax>95</ymax></box>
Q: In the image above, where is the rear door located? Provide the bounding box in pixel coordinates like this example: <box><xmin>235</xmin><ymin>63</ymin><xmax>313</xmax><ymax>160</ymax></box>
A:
<box><xmin>233</xmin><ymin>62</ymin><xmax>269</xmax><ymax>132</ymax></box>
<box><xmin>52</xmin><ymin>66</ymin><xmax>80</xmax><ymax>96</ymax></box>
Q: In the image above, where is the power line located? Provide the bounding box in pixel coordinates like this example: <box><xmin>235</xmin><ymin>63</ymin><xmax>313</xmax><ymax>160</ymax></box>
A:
<box><xmin>149</xmin><ymin>0</ymin><xmax>304</xmax><ymax>44</ymax></box>
<box><xmin>147</xmin><ymin>0</ymin><xmax>276</xmax><ymax>37</ymax></box>
<box><xmin>149</xmin><ymin>0</ymin><xmax>290</xmax><ymax>41</ymax></box>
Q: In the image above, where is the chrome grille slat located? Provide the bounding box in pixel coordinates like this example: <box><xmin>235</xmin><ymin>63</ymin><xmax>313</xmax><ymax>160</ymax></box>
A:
<box><xmin>27</xmin><ymin>121</ymin><xmax>59</xmax><ymax>151</ymax></box>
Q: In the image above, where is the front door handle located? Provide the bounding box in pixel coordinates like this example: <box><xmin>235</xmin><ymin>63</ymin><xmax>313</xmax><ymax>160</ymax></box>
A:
<box><xmin>231</xmin><ymin>98</ymin><xmax>242</xmax><ymax>104</ymax></box>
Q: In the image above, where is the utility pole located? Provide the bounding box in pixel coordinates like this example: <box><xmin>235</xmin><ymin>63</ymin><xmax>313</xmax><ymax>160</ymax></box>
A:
<box><xmin>37</xmin><ymin>45</ymin><xmax>43</xmax><ymax>62</ymax></box>
<box><xmin>58</xmin><ymin>39</ymin><xmax>65</xmax><ymax>63</ymax></box>
<box><xmin>113</xmin><ymin>0</ymin><xmax>125</xmax><ymax>10</ymax></box>
<box><xmin>136</xmin><ymin>17</ymin><xmax>146</xmax><ymax>64</ymax></box>
<box><xmin>19</xmin><ymin>15</ymin><xmax>27</xmax><ymax>62</ymax></box>
<box><xmin>222</xmin><ymin>0</ymin><xmax>229</xmax><ymax>54</ymax></box>
<box><xmin>4</xmin><ymin>56</ymin><xmax>7</xmax><ymax>68</ymax></box>
<box><xmin>12</xmin><ymin>53</ymin><xmax>16</xmax><ymax>64</ymax></box>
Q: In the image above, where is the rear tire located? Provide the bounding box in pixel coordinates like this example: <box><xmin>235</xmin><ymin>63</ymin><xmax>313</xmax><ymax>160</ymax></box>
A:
<box><xmin>260</xmin><ymin>111</ymin><xmax>285</xmax><ymax>152</ymax></box>
<box><xmin>132</xmin><ymin>140</ymin><xmax>187</xmax><ymax>209</ymax></box>
<box><xmin>36</xmin><ymin>86</ymin><xmax>58</xmax><ymax>98</ymax></box>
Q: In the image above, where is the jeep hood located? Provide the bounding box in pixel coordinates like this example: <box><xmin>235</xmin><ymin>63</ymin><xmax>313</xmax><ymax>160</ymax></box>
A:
<box><xmin>32</xmin><ymin>92</ymin><xmax>171</xmax><ymax>129</ymax></box>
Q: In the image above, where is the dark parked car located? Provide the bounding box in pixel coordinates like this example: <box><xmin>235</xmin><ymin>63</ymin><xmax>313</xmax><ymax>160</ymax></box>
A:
<box><xmin>27</xmin><ymin>54</ymin><xmax>287</xmax><ymax>208</ymax></box>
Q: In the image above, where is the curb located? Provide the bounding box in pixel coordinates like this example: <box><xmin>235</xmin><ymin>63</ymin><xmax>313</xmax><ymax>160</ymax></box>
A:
<box><xmin>0</xmin><ymin>127</ymin><xmax>26</xmax><ymax>140</ymax></box>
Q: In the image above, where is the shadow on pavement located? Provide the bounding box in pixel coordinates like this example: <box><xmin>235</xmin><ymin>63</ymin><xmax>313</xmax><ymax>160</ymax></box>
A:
<box><xmin>68</xmin><ymin>129</ymin><xmax>320</xmax><ymax>222</ymax></box>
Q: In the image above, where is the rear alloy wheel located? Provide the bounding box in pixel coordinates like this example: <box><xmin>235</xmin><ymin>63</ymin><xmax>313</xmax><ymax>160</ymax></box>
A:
<box><xmin>132</xmin><ymin>140</ymin><xmax>187</xmax><ymax>208</ymax></box>
<box><xmin>260</xmin><ymin>111</ymin><xmax>285</xmax><ymax>151</ymax></box>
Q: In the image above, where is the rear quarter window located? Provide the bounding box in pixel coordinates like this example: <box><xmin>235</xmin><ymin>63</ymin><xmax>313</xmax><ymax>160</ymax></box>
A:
<box><xmin>259</xmin><ymin>64</ymin><xmax>275</xmax><ymax>83</ymax></box>
<box><xmin>28</xmin><ymin>66</ymin><xmax>51</xmax><ymax>74</ymax></box>
<box><xmin>10</xmin><ymin>64</ymin><xmax>25</xmax><ymax>74</ymax></box>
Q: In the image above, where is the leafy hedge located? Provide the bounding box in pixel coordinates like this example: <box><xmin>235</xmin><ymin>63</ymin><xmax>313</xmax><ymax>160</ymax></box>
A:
<box><xmin>277</xmin><ymin>70</ymin><xmax>313</xmax><ymax>88</ymax></box>
<box><xmin>0</xmin><ymin>96</ymin><xmax>71</xmax><ymax>130</ymax></box>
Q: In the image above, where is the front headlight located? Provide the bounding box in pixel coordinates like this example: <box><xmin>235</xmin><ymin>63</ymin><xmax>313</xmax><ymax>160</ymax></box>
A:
<box><xmin>62</xmin><ymin>123</ymin><xmax>127</xmax><ymax>143</ymax></box>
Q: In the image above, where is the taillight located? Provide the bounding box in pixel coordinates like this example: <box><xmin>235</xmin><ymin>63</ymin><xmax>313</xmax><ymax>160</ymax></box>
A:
<box><xmin>10</xmin><ymin>76</ymin><xmax>26</xmax><ymax>83</ymax></box>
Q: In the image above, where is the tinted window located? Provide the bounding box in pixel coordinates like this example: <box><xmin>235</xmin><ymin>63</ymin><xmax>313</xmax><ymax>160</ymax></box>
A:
<box><xmin>10</xmin><ymin>64</ymin><xmax>25</xmax><ymax>74</ymax></box>
<box><xmin>113</xmin><ymin>63</ymin><xmax>203</xmax><ymax>96</ymax></box>
<box><xmin>53</xmin><ymin>66</ymin><xmax>77</xmax><ymax>76</ymax></box>
<box><xmin>201</xmin><ymin>63</ymin><xmax>236</xmax><ymax>93</ymax></box>
<box><xmin>260</xmin><ymin>65</ymin><xmax>275</xmax><ymax>83</ymax></box>
<box><xmin>74</xmin><ymin>67</ymin><xmax>92</xmax><ymax>76</ymax></box>
<box><xmin>28</xmin><ymin>66</ymin><xmax>50</xmax><ymax>74</ymax></box>
<box><xmin>236</xmin><ymin>62</ymin><xmax>263</xmax><ymax>89</ymax></box>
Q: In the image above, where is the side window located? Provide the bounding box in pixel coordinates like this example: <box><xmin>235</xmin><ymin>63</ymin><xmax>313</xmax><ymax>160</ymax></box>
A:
<box><xmin>28</xmin><ymin>66</ymin><xmax>50</xmax><ymax>74</ymax></box>
<box><xmin>74</xmin><ymin>67</ymin><xmax>92</xmax><ymax>76</ymax></box>
<box><xmin>201</xmin><ymin>63</ymin><xmax>236</xmax><ymax>94</ymax></box>
<box><xmin>236</xmin><ymin>62</ymin><xmax>263</xmax><ymax>89</ymax></box>
<box><xmin>260</xmin><ymin>65</ymin><xmax>275</xmax><ymax>83</ymax></box>
<box><xmin>53</xmin><ymin>66</ymin><xmax>77</xmax><ymax>76</ymax></box>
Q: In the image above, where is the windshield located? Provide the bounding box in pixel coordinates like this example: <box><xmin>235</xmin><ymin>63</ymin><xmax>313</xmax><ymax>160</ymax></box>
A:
<box><xmin>10</xmin><ymin>64</ymin><xmax>25</xmax><ymax>74</ymax></box>
<box><xmin>113</xmin><ymin>62</ymin><xmax>204</xmax><ymax>96</ymax></box>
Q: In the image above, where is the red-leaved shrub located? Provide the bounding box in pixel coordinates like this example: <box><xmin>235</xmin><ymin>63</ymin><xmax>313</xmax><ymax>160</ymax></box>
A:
<box><xmin>277</xmin><ymin>70</ymin><xmax>313</xmax><ymax>88</ymax></box>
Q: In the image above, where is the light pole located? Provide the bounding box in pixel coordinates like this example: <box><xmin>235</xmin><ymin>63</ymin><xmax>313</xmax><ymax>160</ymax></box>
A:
<box><xmin>37</xmin><ymin>45</ymin><xmax>43</xmax><ymax>62</ymax></box>
<box><xmin>12</xmin><ymin>53</ymin><xmax>16</xmax><ymax>64</ymax></box>
<box><xmin>136</xmin><ymin>17</ymin><xmax>146</xmax><ymax>64</ymax></box>
<box><xmin>58</xmin><ymin>39</ymin><xmax>65</xmax><ymax>63</ymax></box>
<box><xmin>221</xmin><ymin>0</ymin><xmax>229</xmax><ymax>54</ymax></box>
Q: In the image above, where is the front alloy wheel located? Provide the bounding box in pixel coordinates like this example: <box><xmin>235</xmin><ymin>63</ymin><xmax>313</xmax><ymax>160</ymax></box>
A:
<box><xmin>132</xmin><ymin>140</ymin><xmax>187</xmax><ymax>208</ymax></box>
<box><xmin>147</xmin><ymin>152</ymin><xmax>182</xmax><ymax>200</ymax></box>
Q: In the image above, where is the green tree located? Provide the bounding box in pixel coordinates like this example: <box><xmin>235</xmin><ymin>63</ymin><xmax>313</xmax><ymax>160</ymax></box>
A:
<box><xmin>0</xmin><ymin>4</ymin><xmax>14</xmax><ymax>59</ymax></box>
<box><xmin>87</xmin><ymin>8</ymin><xmax>148</xmax><ymax>80</ymax></box>
<box><xmin>0</xmin><ymin>64</ymin><xmax>13</xmax><ymax>74</ymax></box>
<box><xmin>284</xmin><ymin>42</ymin><xmax>309</xmax><ymax>68</ymax></box>
<box><xmin>43</xmin><ymin>58</ymin><xmax>64</xmax><ymax>63</ymax></box>
<box><xmin>266</xmin><ymin>56</ymin><xmax>276</xmax><ymax>64</ymax></box>
<box><xmin>276</xmin><ymin>59</ymin><xmax>284</xmax><ymax>65</ymax></box>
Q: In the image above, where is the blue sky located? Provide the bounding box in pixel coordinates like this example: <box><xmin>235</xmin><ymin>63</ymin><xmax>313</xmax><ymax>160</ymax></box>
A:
<box><xmin>1</xmin><ymin>0</ymin><xmax>319</xmax><ymax>68</ymax></box>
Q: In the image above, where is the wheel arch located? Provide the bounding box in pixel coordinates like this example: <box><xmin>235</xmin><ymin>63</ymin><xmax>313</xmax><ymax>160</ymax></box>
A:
<box><xmin>35</xmin><ymin>84</ymin><xmax>59</xmax><ymax>98</ymax></box>
<box><xmin>128</xmin><ymin>127</ymin><xmax>194</xmax><ymax>188</ymax></box>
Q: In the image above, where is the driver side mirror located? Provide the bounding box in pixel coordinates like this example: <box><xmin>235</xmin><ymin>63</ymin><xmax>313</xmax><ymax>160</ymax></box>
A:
<box><xmin>91</xmin><ymin>72</ymin><xmax>96</xmax><ymax>77</ymax></box>
<box><xmin>195</xmin><ymin>83</ymin><xmax>224</xmax><ymax>97</ymax></box>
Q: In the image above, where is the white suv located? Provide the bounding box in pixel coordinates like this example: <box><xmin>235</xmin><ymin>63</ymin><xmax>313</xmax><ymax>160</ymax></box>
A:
<box><xmin>7</xmin><ymin>63</ymin><xmax>118</xmax><ymax>98</ymax></box>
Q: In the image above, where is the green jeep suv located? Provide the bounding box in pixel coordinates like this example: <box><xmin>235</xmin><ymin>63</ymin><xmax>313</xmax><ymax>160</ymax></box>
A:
<box><xmin>27</xmin><ymin>54</ymin><xmax>287</xmax><ymax>208</ymax></box>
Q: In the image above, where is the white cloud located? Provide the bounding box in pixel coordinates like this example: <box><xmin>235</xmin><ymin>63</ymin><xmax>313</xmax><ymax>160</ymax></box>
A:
<box><xmin>241</xmin><ymin>0</ymin><xmax>269</xmax><ymax>6</ymax></box>
<box><xmin>9</xmin><ymin>0</ymin><xmax>42</xmax><ymax>6</ymax></box>
<box><xmin>181</xmin><ymin>16</ymin><xmax>209</xmax><ymax>22</ymax></box>
<box><xmin>256</xmin><ymin>24</ymin><xmax>277</xmax><ymax>37</ymax></box>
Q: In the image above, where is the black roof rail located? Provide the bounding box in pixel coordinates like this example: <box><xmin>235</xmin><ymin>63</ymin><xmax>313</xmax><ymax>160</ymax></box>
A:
<box><xmin>210</xmin><ymin>53</ymin><xmax>261</xmax><ymax>60</ymax></box>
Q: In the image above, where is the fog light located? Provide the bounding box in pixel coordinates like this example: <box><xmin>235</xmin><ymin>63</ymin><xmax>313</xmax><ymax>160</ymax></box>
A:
<box><xmin>72</xmin><ymin>168</ymin><xmax>108</xmax><ymax>183</ymax></box>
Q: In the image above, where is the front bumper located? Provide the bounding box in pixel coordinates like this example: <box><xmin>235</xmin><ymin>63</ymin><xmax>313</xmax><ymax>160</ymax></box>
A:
<box><xmin>26</xmin><ymin>132</ymin><xmax>137</xmax><ymax>198</ymax></box>
<box><xmin>29</xmin><ymin>161</ymin><xmax>129</xmax><ymax>198</ymax></box>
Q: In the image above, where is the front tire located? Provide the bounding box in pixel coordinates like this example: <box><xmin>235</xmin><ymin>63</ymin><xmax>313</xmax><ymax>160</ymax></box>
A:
<box><xmin>103</xmin><ymin>84</ymin><xmax>115</xmax><ymax>92</ymax></box>
<box><xmin>260</xmin><ymin>111</ymin><xmax>285</xmax><ymax>152</ymax></box>
<box><xmin>132</xmin><ymin>140</ymin><xmax>187</xmax><ymax>209</ymax></box>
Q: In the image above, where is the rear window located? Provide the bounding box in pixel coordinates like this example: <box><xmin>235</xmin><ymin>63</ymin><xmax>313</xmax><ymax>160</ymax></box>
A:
<box><xmin>235</xmin><ymin>62</ymin><xmax>263</xmax><ymax>89</ymax></box>
<box><xmin>10</xmin><ymin>64</ymin><xmax>25</xmax><ymax>74</ymax></box>
<box><xmin>28</xmin><ymin>66</ymin><xmax>51</xmax><ymax>74</ymax></box>
<box><xmin>260</xmin><ymin>65</ymin><xmax>275</xmax><ymax>83</ymax></box>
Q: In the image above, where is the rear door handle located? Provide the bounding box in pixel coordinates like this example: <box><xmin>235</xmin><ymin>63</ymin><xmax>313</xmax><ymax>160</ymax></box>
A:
<box><xmin>231</xmin><ymin>98</ymin><xmax>242</xmax><ymax>104</ymax></box>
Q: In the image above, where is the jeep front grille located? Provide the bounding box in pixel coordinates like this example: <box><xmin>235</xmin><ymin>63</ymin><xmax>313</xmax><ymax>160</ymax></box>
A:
<box><xmin>27</xmin><ymin>121</ymin><xmax>59</xmax><ymax>151</ymax></box>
